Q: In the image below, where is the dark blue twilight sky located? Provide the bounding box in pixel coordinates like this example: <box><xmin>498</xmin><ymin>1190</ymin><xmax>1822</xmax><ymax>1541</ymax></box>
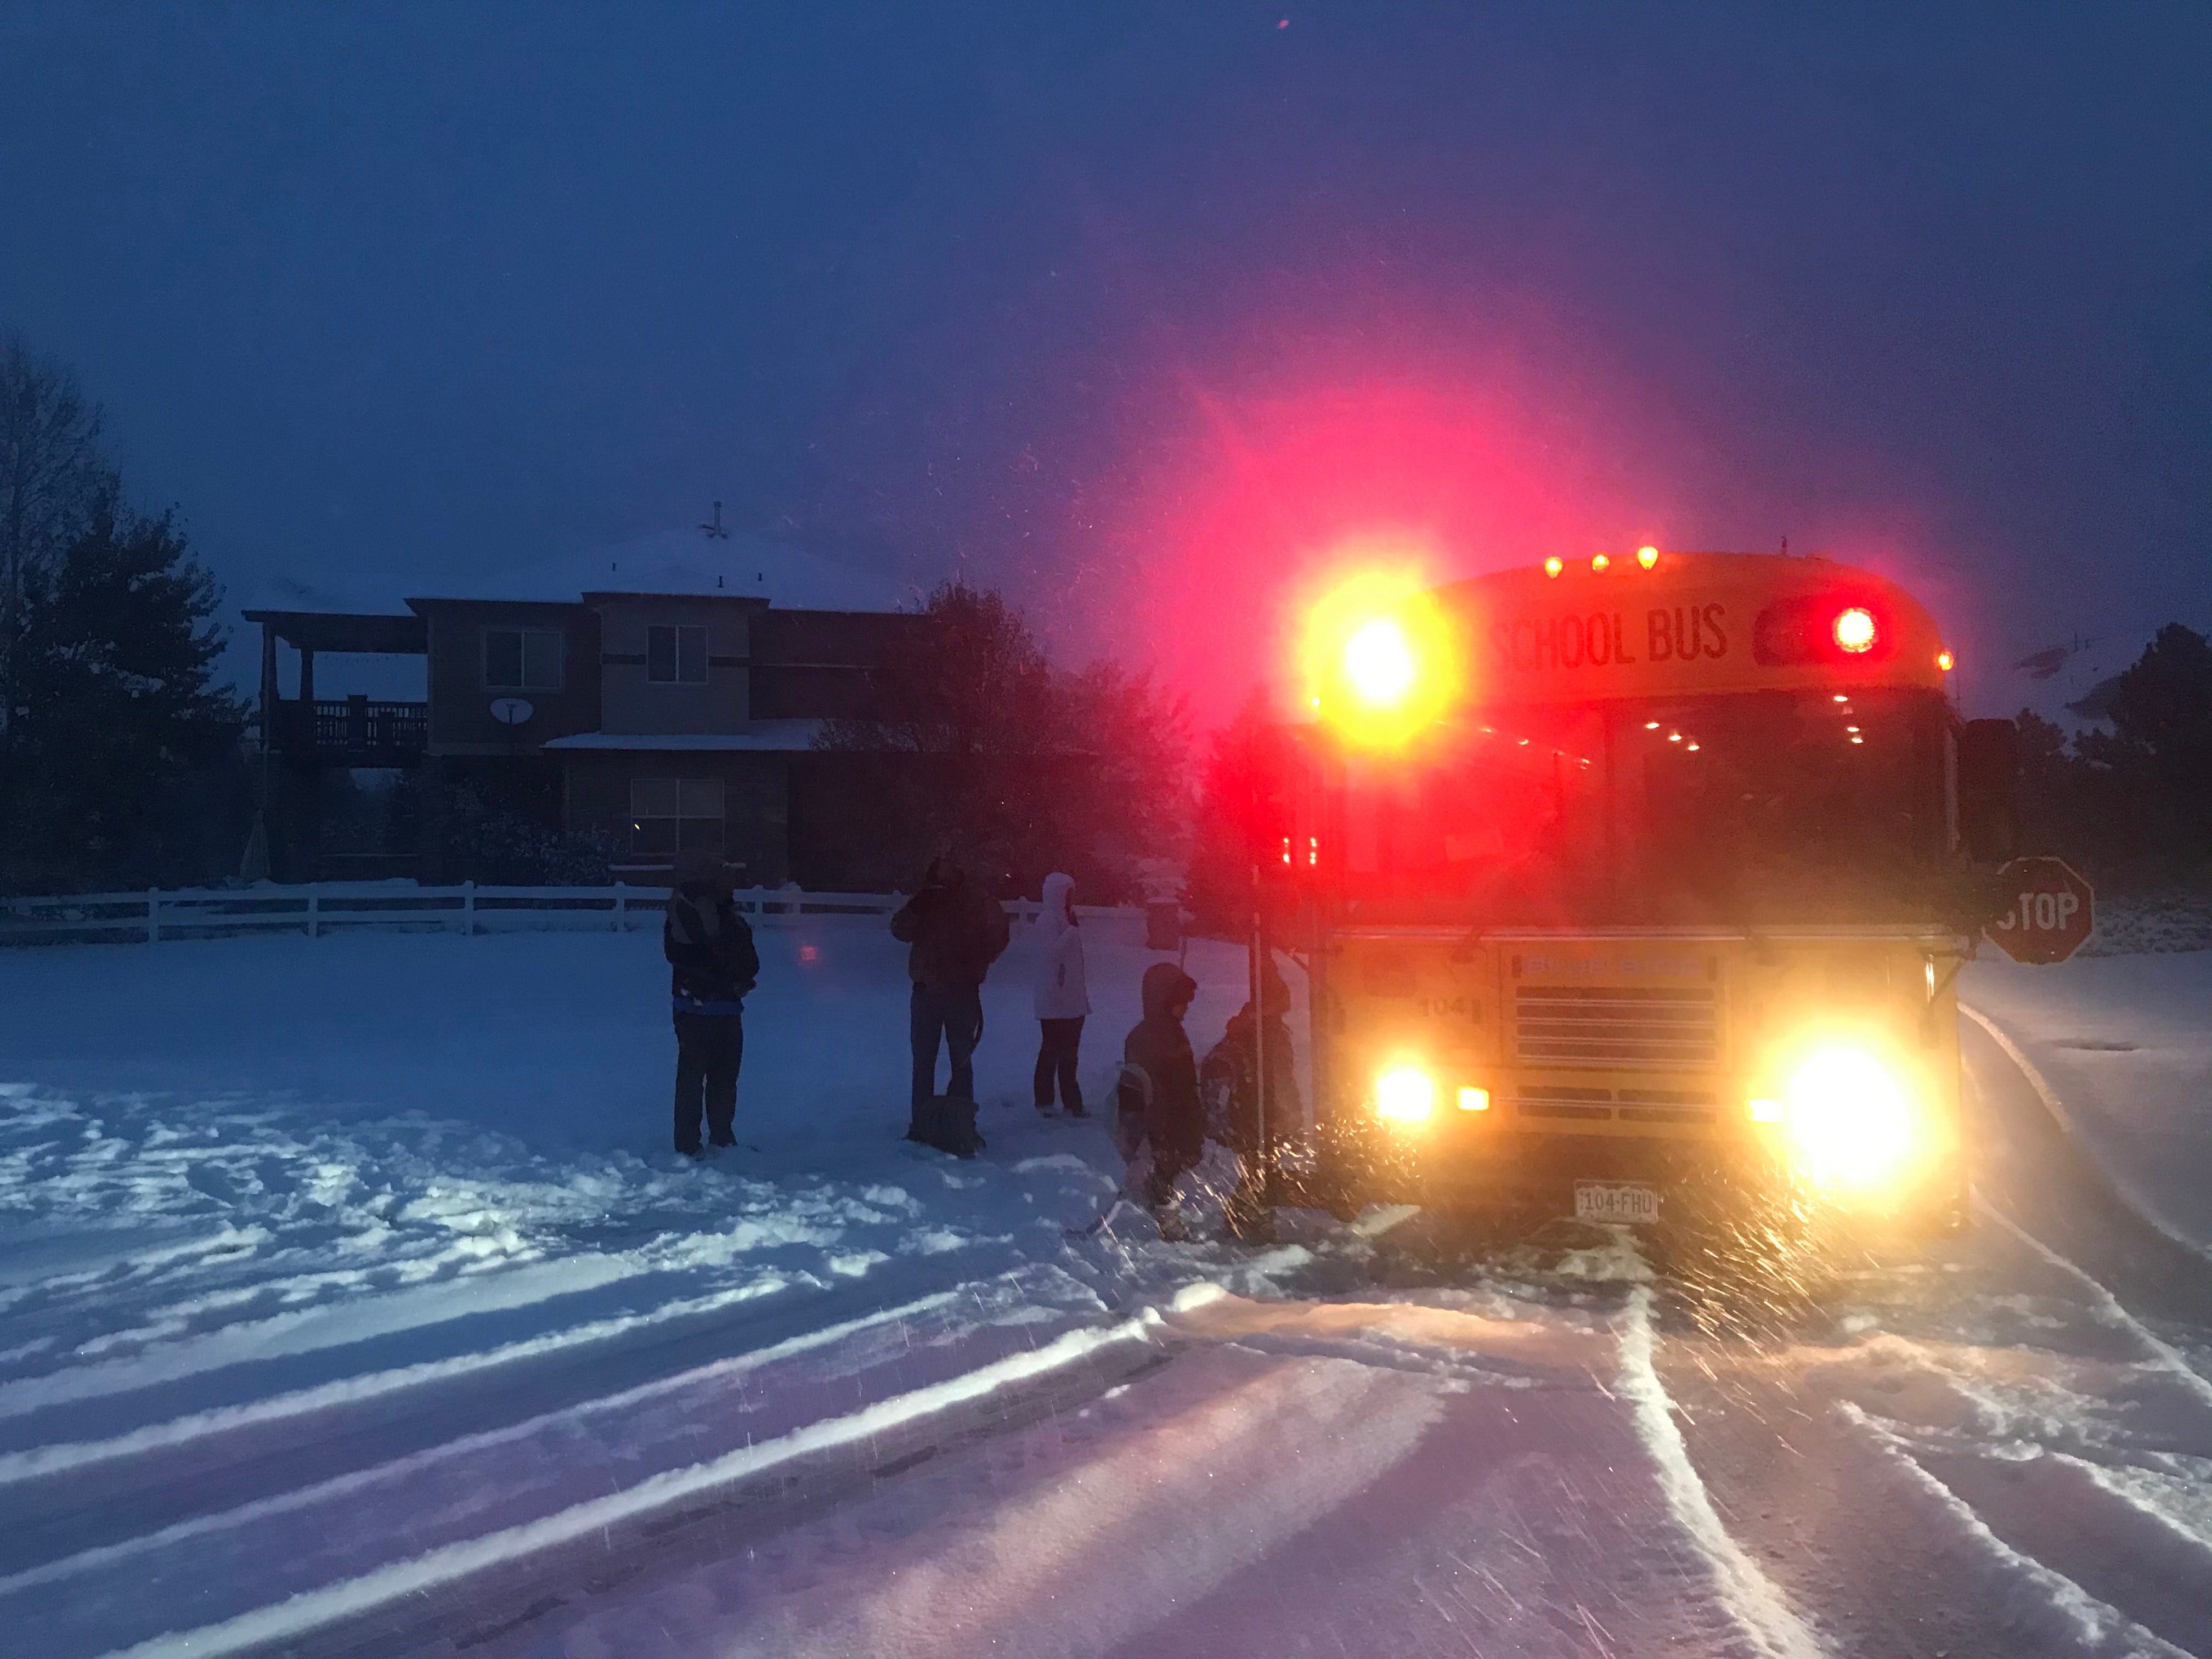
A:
<box><xmin>1</xmin><ymin>3</ymin><xmax>2206</xmax><ymax>717</ymax></box>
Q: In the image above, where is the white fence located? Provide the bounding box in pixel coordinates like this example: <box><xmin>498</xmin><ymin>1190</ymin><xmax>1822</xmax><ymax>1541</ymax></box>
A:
<box><xmin>0</xmin><ymin>882</ymin><xmax>1130</xmax><ymax>948</ymax></box>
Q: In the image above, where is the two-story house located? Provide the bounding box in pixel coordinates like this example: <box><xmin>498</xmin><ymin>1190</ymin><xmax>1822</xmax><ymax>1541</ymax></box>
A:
<box><xmin>403</xmin><ymin>586</ymin><xmax>919</xmax><ymax>884</ymax></box>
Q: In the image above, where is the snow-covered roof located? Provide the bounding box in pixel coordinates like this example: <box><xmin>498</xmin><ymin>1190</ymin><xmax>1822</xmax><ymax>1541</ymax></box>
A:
<box><xmin>1990</xmin><ymin>630</ymin><xmax>2155</xmax><ymax>735</ymax></box>
<box><xmin>543</xmin><ymin>720</ymin><xmax>828</xmax><ymax>753</ymax></box>
<box><xmin>232</xmin><ymin>526</ymin><xmax>916</xmax><ymax>633</ymax></box>
<box><xmin>410</xmin><ymin>528</ymin><xmax>907</xmax><ymax>612</ymax></box>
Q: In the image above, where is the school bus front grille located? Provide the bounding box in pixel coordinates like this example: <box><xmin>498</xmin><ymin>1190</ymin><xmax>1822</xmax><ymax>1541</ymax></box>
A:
<box><xmin>1514</xmin><ymin>986</ymin><xmax>1718</xmax><ymax>1070</ymax></box>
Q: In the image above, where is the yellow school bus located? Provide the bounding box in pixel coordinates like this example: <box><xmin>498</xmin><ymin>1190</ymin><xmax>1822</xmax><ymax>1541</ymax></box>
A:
<box><xmin>1291</xmin><ymin>549</ymin><xmax>1978</xmax><ymax>1235</ymax></box>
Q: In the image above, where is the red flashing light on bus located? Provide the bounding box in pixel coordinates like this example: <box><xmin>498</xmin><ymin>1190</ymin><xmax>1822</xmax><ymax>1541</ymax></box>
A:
<box><xmin>1344</xmin><ymin>618</ymin><xmax>1417</xmax><ymax>706</ymax></box>
<box><xmin>1832</xmin><ymin>607</ymin><xmax>1878</xmax><ymax>654</ymax></box>
<box><xmin>1754</xmin><ymin>595</ymin><xmax>1897</xmax><ymax>668</ymax></box>
<box><xmin>1303</xmin><ymin>571</ymin><xmax>1459</xmax><ymax>748</ymax></box>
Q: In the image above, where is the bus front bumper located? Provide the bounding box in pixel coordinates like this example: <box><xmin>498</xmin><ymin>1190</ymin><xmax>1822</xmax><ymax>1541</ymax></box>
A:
<box><xmin>1356</xmin><ymin>1127</ymin><xmax>1965</xmax><ymax>1235</ymax></box>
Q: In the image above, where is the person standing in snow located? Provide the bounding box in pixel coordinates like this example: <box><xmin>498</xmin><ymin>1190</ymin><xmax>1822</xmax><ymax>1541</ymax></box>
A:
<box><xmin>890</xmin><ymin>855</ymin><xmax>1012</xmax><ymax>1130</ymax></box>
<box><xmin>1115</xmin><ymin>961</ymin><xmax>1203</xmax><ymax>1239</ymax></box>
<box><xmin>1030</xmin><ymin>872</ymin><xmax>1089</xmax><ymax>1117</ymax></box>
<box><xmin>1200</xmin><ymin>957</ymin><xmax>1301</xmax><ymax>1242</ymax></box>
<box><xmin>664</xmin><ymin>849</ymin><xmax>759</xmax><ymax>1159</ymax></box>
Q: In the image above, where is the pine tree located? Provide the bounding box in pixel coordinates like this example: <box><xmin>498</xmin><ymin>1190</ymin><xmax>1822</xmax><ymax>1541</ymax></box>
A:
<box><xmin>2102</xmin><ymin>625</ymin><xmax>2212</xmax><ymax>876</ymax></box>
<box><xmin>0</xmin><ymin>505</ymin><xmax>242</xmax><ymax>889</ymax></box>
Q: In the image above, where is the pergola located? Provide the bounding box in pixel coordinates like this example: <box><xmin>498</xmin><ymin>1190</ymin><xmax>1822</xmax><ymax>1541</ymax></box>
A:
<box><xmin>241</xmin><ymin>609</ymin><xmax>428</xmax><ymax>716</ymax></box>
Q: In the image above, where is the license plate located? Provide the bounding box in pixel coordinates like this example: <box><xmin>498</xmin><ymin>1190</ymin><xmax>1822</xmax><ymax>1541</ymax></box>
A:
<box><xmin>1573</xmin><ymin>1181</ymin><xmax>1660</xmax><ymax>1226</ymax></box>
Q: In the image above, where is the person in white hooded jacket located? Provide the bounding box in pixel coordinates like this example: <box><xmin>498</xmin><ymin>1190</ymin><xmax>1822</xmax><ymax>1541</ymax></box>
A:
<box><xmin>1030</xmin><ymin>872</ymin><xmax>1090</xmax><ymax>1116</ymax></box>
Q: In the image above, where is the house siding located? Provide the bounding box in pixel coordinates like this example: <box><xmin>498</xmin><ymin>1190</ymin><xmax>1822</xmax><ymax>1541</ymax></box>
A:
<box><xmin>414</xmin><ymin>600</ymin><xmax>601</xmax><ymax>754</ymax></box>
<box><xmin>563</xmin><ymin>749</ymin><xmax>793</xmax><ymax>885</ymax></box>
<box><xmin>588</xmin><ymin>594</ymin><xmax>765</xmax><ymax>735</ymax></box>
<box><xmin>749</xmin><ymin>610</ymin><xmax>922</xmax><ymax>721</ymax></box>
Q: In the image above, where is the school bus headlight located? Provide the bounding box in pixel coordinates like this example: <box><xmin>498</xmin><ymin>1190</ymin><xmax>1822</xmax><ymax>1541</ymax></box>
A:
<box><xmin>1375</xmin><ymin>1066</ymin><xmax>1435</xmax><ymax>1123</ymax></box>
<box><xmin>1784</xmin><ymin>1045</ymin><xmax>1915</xmax><ymax>1187</ymax></box>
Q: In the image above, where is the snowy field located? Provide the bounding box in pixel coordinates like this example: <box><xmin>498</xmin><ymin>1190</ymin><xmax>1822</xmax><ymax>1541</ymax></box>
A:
<box><xmin>2</xmin><ymin>919</ymin><xmax>2211</xmax><ymax>1657</ymax></box>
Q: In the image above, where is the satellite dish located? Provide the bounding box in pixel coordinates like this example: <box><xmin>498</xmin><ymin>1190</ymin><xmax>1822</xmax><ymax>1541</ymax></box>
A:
<box><xmin>490</xmin><ymin>698</ymin><xmax>534</xmax><ymax>726</ymax></box>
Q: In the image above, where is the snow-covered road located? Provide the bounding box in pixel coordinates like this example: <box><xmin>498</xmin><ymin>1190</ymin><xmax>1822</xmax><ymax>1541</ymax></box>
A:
<box><xmin>2</xmin><ymin>923</ymin><xmax>2209</xmax><ymax>1658</ymax></box>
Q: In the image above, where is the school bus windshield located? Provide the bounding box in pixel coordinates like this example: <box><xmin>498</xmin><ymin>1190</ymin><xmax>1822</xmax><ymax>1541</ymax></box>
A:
<box><xmin>1333</xmin><ymin>685</ymin><xmax>1957</xmax><ymax>928</ymax></box>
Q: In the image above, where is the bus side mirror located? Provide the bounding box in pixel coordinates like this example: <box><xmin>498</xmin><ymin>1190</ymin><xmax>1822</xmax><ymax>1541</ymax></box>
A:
<box><xmin>1956</xmin><ymin>718</ymin><xmax>2018</xmax><ymax>865</ymax></box>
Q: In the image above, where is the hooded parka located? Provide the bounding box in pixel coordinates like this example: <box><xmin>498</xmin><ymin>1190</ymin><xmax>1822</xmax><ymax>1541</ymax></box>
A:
<box><xmin>1030</xmin><ymin>872</ymin><xmax>1090</xmax><ymax>1020</ymax></box>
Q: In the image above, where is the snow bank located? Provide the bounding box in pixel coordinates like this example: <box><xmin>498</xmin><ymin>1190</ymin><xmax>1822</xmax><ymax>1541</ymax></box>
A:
<box><xmin>2079</xmin><ymin>892</ymin><xmax>2212</xmax><ymax>958</ymax></box>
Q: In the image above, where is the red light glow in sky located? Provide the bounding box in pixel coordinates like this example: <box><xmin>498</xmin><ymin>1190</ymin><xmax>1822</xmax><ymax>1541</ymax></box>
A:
<box><xmin>1106</xmin><ymin>370</ymin><xmax>1679</xmax><ymax>722</ymax></box>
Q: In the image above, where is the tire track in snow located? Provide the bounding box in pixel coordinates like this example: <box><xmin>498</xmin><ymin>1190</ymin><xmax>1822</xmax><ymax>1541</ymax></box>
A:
<box><xmin>1834</xmin><ymin>1402</ymin><xmax>2192</xmax><ymax>1659</ymax></box>
<box><xmin>0</xmin><ymin>1252</ymin><xmax>647</xmax><ymax>1422</ymax></box>
<box><xmin>1961</xmin><ymin>1003</ymin><xmax>2212</xmax><ymax>1269</ymax></box>
<box><xmin>94</xmin><ymin>1311</ymin><xmax>1166</xmax><ymax>1659</ymax></box>
<box><xmin>0</xmin><ymin>1286</ymin><xmax>968</xmax><ymax>1604</ymax></box>
<box><xmin>0</xmin><ymin>1276</ymin><xmax>793</xmax><ymax>1485</ymax></box>
<box><xmin>1977</xmin><ymin>1199</ymin><xmax>2212</xmax><ymax>1412</ymax></box>
<box><xmin>1616</xmin><ymin>1285</ymin><xmax>1829</xmax><ymax>1659</ymax></box>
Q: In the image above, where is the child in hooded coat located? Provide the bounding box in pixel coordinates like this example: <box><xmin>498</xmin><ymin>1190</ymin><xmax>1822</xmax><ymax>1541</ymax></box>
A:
<box><xmin>1116</xmin><ymin>961</ymin><xmax>1203</xmax><ymax>1238</ymax></box>
<box><xmin>1030</xmin><ymin>872</ymin><xmax>1089</xmax><ymax>1116</ymax></box>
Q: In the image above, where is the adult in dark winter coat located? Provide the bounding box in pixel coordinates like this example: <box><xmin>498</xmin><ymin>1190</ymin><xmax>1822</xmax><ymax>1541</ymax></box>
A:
<box><xmin>890</xmin><ymin>856</ymin><xmax>1012</xmax><ymax>1124</ymax></box>
<box><xmin>1030</xmin><ymin>872</ymin><xmax>1089</xmax><ymax>1116</ymax></box>
<box><xmin>1116</xmin><ymin>961</ymin><xmax>1202</xmax><ymax>1236</ymax></box>
<box><xmin>664</xmin><ymin>849</ymin><xmax>760</xmax><ymax>1158</ymax></box>
<box><xmin>1200</xmin><ymin>957</ymin><xmax>1301</xmax><ymax>1241</ymax></box>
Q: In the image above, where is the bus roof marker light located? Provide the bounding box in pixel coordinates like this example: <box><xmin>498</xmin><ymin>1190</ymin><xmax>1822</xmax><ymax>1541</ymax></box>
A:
<box><xmin>1543</xmin><ymin>556</ymin><xmax>1564</xmax><ymax>578</ymax></box>
<box><xmin>1644</xmin><ymin>720</ymin><xmax>1660</xmax><ymax>730</ymax></box>
<box><xmin>1833</xmin><ymin>606</ymin><xmax>1878</xmax><ymax>653</ymax></box>
<box><xmin>1637</xmin><ymin>546</ymin><xmax>1659</xmax><ymax>569</ymax></box>
<box><xmin>1686</xmin><ymin>742</ymin><xmax>1700</xmax><ymax>751</ymax></box>
<box><xmin>1591</xmin><ymin>552</ymin><xmax>1610</xmax><ymax>572</ymax></box>
<box><xmin>1937</xmin><ymin>649</ymin><xmax>1955</xmax><ymax>672</ymax></box>
<box><xmin>1668</xmin><ymin>731</ymin><xmax>1683</xmax><ymax>742</ymax></box>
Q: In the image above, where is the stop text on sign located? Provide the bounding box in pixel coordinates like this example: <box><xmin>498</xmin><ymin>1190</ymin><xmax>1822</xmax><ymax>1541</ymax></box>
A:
<box><xmin>1985</xmin><ymin>856</ymin><xmax>2096</xmax><ymax>965</ymax></box>
<box><xmin>2000</xmin><ymin>889</ymin><xmax>2079</xmax><ymax>933</ymax></box>
<box><xmin>1492</xmin><ymin>605</ymin><xmax>1730</xmax><ymax>673</ymax></box>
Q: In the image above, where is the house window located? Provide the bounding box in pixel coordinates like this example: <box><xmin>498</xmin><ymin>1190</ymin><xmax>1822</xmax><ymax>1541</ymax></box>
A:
<box><xmin>484</xmin><ymin>628</ymin><xmax>563</xmax><ymax>691</ymax></box>
<box><xmin>647</xmin><ymin>624</ymin><xmax>708</xmax><ymax>685</ymax></box>
<box><xmin>630</xmin><ymin>777</ymin><xmax>724</xmax><ymax>856</ymax></box>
